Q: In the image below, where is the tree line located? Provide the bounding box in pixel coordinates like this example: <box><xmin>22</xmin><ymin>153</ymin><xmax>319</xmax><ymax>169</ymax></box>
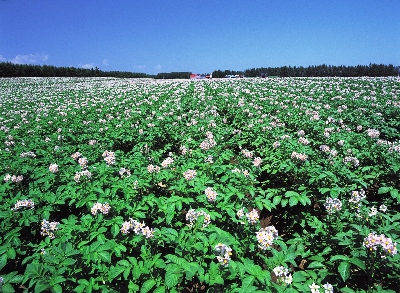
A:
<box><xmin>0</xmin><ymin>62</ymin><xmax>151</xmax><ymax>78</ymax></box>
<box><xmin>0</xmin><ymin>61</ymin><xmax>399</xmax><ymax>78</ymax></box>
<box><xmin>213</xmin><ymin>63</ymin><xmax>399</xmax><ymax>78</ymax></box>
<box><xmin>154</xmin><ymin>72</ymin><xmax>191</xmax><ymax>79</ymax></box>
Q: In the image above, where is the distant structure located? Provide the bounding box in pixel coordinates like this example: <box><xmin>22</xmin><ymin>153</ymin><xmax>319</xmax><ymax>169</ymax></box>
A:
<box><xmin>224</xmin><ymin>74</ymin><xmax>245</xmax><ymax>78</ymax></box>
<box><xmin>190</xmin><ymin>73</ymin><xmax>212</xmax><ymax>79</ymax></box>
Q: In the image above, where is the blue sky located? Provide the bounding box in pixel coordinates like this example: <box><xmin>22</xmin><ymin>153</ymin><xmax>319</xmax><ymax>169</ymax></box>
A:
<box><xmin>1</xmin><ymin>0</ymin><xmax>399</xmax><ymax>74</ymax></box>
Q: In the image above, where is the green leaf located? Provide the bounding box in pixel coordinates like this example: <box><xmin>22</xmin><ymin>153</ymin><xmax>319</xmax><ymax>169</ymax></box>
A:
<box><xmin>52</xmin><ymin>284</ymin><xmax>63</xmax><ymax>293</ymax></box>
<box><xmin>285</xmin><ymin>191</ymin><xmax>300</xmax><ymax>197</ymax></box>
<box><xmin>378</xmin><ymin>187</ymin><xmax>391</xmax><ymax>194</ymax></box>
<box><xmin>74</xmin><ymin>284</ymin><xmax>86</xmax><ymax>293</ymax></box>
<box><xmin>109</xmin><ymin>265</ymin><xmax>125</xmax><ymax>280</ymax></box>
<box><xmin>330</xmin><ymin>255</ymin><xmax>349</xmax><ymax>262</ymax></box>
<box><xmin>289</xmin><ymin>196</ymin><xmax>299</xmax><ymax>207</ymax></box>
<box><xmin>34</xmin><ymin>280</ymin><xmax>49</xmax><ymax>293</ymax></box>
<box><xmin>97</xmin><ymin>251</ymin><xmax>111</xmax><ymax>263</ymax></box>
<box><xmin>111</xmin><ymin>224</ymin><xmax>120</xmax><ymax>238</ymax></box>
<box><xmin>0</xmin><ymin>254</ymin><xmax>7</xmax><ymax>270</ymax></box>
<box><xmin>132</xmin><ymin>263</ymin><xmax>142</xmax><ymax>280</ymax></box>
<box><xmin>8</xmin><ymin>274</ymin><xmax>23</xmax><ymax>284</ymax></box>
<box><xmin>165</xmin><ymin>254</ymin><xmax>187</xmax><ymax>266</ymax></box>
<box><xmin>307</xmin><ymin>261</ymin><xmax>325</xmax><ymax>269</ymax></box>
<box><xmin>349</xmin><ymin>257</ymin><xmax>366</xmax><ymax>271</ymax></box>
<box><xmin>339</xmin><ymin>287</ymin><xmax>356</xmax><ymax>293</ymax></box>
<box><xmin>273</xmin><ymin>196</ymin><xmax>281</xmax><ymax>206</ymax></box>
<box><xmin>319</xmin><ymin>188</ymin><xmax>331</xmax><ymax>194</ymax></box>
<box><xmin>166</xmin><ymin>203</ymin><xmax>175</xmax><ymax>224</ymax></box>
<box><xmin>165</xmin><ymin>265</ymin><xmax>181</xmax><ymax>288</ymax></box>
<box><xmin>6</xmin><ymin>247</ymin><xmax>16</xmax><ymax>259</ymax></box>
<box><xmin>61</xmin><ymin>257</ymin><xmax>76</xmax><ymax>266</ymax></box>
<box><xmin>308</xmin><ymin>255</ymin><xmax>324</xmax><ymax>262</ymax></box>
<box><xmin>1</xmin><ymin>283</ymin><xmax>15</xmax><ymax>293</ymax></box>
<box><xmin>153</xmin><ymin>286</ymin><xmax>166</xmax><ymax>293</ymax></box>
<box><xmin>51</xmin><ymin>276</ymin><xmax>66</xmax><ymax>285</ymax></box>
<box><xmin>390</xmin><ymin>189</ymin><xmax>399</xmax><ymax>200</ymax></box>
<box><xmin>123</xmin><ymin>267</ymin><xmax>131</xmax><ymax>280</ymax></box>
<box><xmin>292</xmin><ymin>271</ymin><xmax>307</xmax><ymax>283</ymax></box>
<box><xmin>128</xmin><ymin>281</ymin><xmax>140</xmax><ymax>292</ymax></box>
<box><xmin>140</xmin><ymin>279</ymin><xmax>156</xmax><ymax>293</ymax></box>
<box><xmin>338</xmin><ymin>261</ymin><xmax>350</xmax><ymax>282</ymax></box>
<box><xmin>255</xmin><ymin>199</ymin><xmax>263</xmax><ymax>210</ymax></box>
<box><xmin>242</xmin><ymin>275</ymin><xmax>255</xmax><ymax>288</ymax></box>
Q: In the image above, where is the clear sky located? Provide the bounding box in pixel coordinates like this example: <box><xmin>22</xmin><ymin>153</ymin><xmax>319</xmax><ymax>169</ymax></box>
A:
<box><xmin>1</xmin><ymin>0</ymin><xmax>399</xmax><ymax>74</ymax></box>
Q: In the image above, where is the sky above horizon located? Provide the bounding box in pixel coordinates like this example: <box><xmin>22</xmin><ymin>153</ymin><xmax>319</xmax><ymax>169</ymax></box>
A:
<box><xmin>1</xmin><ymin>0</ymin><xmax>399</xmax><ymax>75</ymax></box>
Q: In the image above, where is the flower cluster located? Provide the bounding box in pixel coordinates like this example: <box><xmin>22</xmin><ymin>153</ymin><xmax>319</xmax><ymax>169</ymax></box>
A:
<box><xmin>71</xmin><ymin>152</ymin><xmax>82</xmax><ymax>160</ymax></box>
<box><xmin>161</xmin><ymin>157</ymin><xmax>174</xmax><ymax>168</ymax></box>
<box><xmin>253</xmin><ymin>157</ymin><xmax>262</xmax><ymax>167</ymax></box>
<box><xmin>180</xmin><ymin>145</ymin><xmax>192</xmax><ymax>155</ymax></box>
<box><xmin>119</xmin><ymin>167</ymin><xmax>131</xmax><ymax>178</ymax></box>
<box><xmin>297</xmin><ymin>130</ymin><xmax>305</xmax><ymax>136</ymax></box>
<box><xmin>147</xmin><ymin>164</ymin><xmax>161</xmax><ymax>173</ymax></box>
<box><xmin>20</xmin><ymin>151</ymin><xmax>36</xmax><ymax>158</ymax></box>
<box><xmin>231</xmin><ymin>168</ymin><xmax>250</xmax><ymax>177</ymax></box>
<box><xmin>78</xmin><ymin>157</ymin><xmax>88</xmax><ymax>169</ymax></box>
<box><xmin>273</xmin><ymin>141</ymin><xmax>281</xmax><ymax>148</ymax></box>
<box><xmin>186</xmin><ymin>209</ymin><xmax>211</xmax><ymax>228</ymax></box>
<box><xmin>368</xmin><ymin>206</ymin><xmax>378</xmax><ymax>217</ymax></box>
<box><xmin>74</xmin><ymin>170</ymin><xmax>92</xmax><ymax>183</ymax></box>
<box><xmin>349</xmin><ymin>189</ymin><xmax>366</xmax><ymax>206</ymax></box>
<box><xmin>120</xmin><ymin>218</ymin><xmax>154</xmax><ymax>238</ymax></box>
<box><xmin>241</xmin><ymin>149</ymin><xmax>253</xmax><ymax>158</ymax></box>
<box><xmin>88</xmin><ymin>139</ymin><xmax>97</xmax><ymax>145</ymax></box>
<box><xmin>366</xmin><ymin>128</ymin><xmax>380</xmax><ymax>138</ymax></box>
<box><xmin>291</xmin><ymin>151</ymin><xmax>308</xmax><ymax>161</ymax></box>
<box><xmin>343</xmin><ymin>156</ymin><xmax>359</xmax><ymax>167</ymax></box>
<box><xmin>322</xmin><ymin>283</ymin><xmax>334</xmax><ymax>293</ymax></box>
<box><xmin>4</xmin><ymin>174</ymin><xmax>23</xmax><ymax>183</ymax></box>
<box><xmin>309</xmin><ymin>283</ymin><xmax>320</xmax><ymax>293</ymax></box>
<box><xmin>102</xmin><ymin>150</ymin><xmax>115</xmax><ymax>165</ymax></box>
<box><xmin>237</xmin><ymin>208</ymin><xmax>244</xmax><ymax>218</ymax></box>
<box><xmin>183</xmin><ymin>169</ymin><xmax>197</xmax><ymax>180</ymax></box>
<box><xmin>310</xmin><ymin>282</ymin><xmax>333</xmax><ymax>293</ymax></box>
<box><xmin>256</xmin><ymin>226</ymin><xmax>279</xmax><ymax>250</ymax></box>
<box><xmin>364</xmin><ymin>232</ymin><xmax>397</xmax><ymax>256</ymax></box>
<box><xmin>246</xmin><ymin>209</ymin><xmax>259</xmax><ymax>225</ymax></box>
<box><xmin>91</xmin><ymin>202</ymin><xmax>111</xmax><ymax>215</ymax></box>
<box><xmin>205</xmin><ymin>187</ymin><xmax>217</xmax><ymax>202</ymax></box>
<box><xmin>12</xmin><ymin>199</ymin><xmax>34</xmax><ymax>210</ymax></box>
<box><xmin>214</xmin><ymin>243</ymin><xmax>232</xmax><ymax>267</ymax></box>
<box><xmin>323</xmin><ymin>197</ymin><xmax>342</xmax><ymax>214</ymax></box>
<box><xmin>199</xmin><ymin>132</ymin><xmax>216</xmax><ymax>150</ymax></box>
<box><xmin>49</xmin><ymin>163</ymin><xmax>59</xmax><ymax>173</ymax></box>
<box><xmin>41</xmin><ymin>219</ymin><xmax>60</xmax><ymax>239</ymax></box>
<box><xmin>298</xmin><ymin>137</ymin><xmax>310</xmax><ymax>145</ymax></box>
<box><xmin>272</xmin><ymin>266</ymin><xmax>292</xmax><ymax>285</ymax></box>
<box><xmin>379</xmin><ymin>204</ymin><xmax>387</xmax><ymax>212</ymax></box>
<box><xmin>319</xmin><ymin>145</ymin><xmax>330</xmax><ymax>153</ymax></box>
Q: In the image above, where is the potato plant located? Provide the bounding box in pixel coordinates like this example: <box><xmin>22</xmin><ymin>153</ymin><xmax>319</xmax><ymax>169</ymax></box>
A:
<box><xmin>0</xmin><ymin>76</ymin><xmax>399</xmax><ymax>293</ymax></box>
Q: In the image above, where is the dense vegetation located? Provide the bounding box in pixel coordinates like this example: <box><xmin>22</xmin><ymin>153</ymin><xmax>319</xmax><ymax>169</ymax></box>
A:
<box><xmin>0</xmin><ymin>62</ymin><xmax>398</xmax><ymax>79</ymax></box>
<box><xmin>0</xmin><ymin>77</ymin><xmax>399</xmax><ymax>293</ymax></box>
<box><xmin>0</xmin><ymin>62</ymin><xmax>151</xmax><ymax>78</ymax></box>
<box><xmin>213</xmin><ymin>64</ymin><xmax>399</xmax><ymax>78</ymax></box>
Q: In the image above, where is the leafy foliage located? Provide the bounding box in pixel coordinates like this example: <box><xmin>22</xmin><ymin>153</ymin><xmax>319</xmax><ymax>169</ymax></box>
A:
<box><xmin>0</xmin><ymin>77</ymin><xmax>399</xmax><ymax>293</ymax></box>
